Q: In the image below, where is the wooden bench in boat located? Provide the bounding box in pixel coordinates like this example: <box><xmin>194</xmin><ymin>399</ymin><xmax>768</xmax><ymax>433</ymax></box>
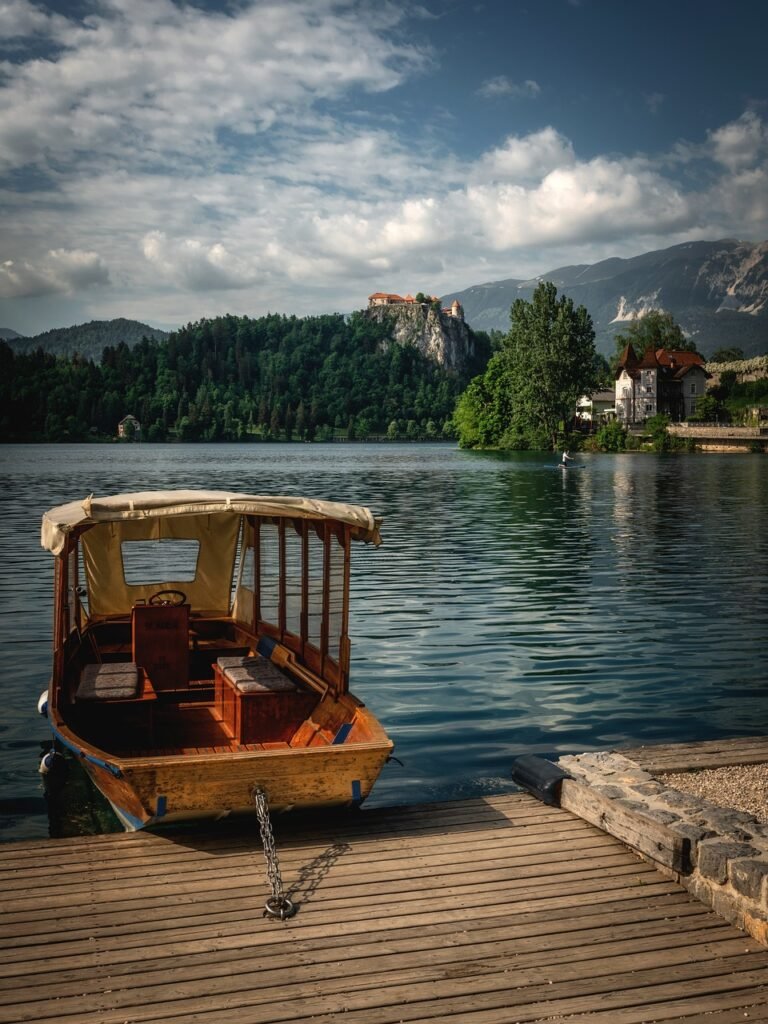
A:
<box><xmin>73</xmin><ymin>662</ymin><xmax>157</xmax><ymax>736</ymax></box>
<box><xmin>214</xmin><ymin>655</ymin><xmax>317</xmax><ymax>744</ymax></box>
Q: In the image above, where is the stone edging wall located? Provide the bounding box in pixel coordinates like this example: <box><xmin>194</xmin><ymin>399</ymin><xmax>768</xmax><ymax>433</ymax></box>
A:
<box><xmin>557</xmin><ymin>751</ymin><xmax>768</xmax><ymax>945</ymax></box>
<box><xmin>668</xmin><ymin>424</ymin><xmax>764</xmax><ymax>438</ymax></box>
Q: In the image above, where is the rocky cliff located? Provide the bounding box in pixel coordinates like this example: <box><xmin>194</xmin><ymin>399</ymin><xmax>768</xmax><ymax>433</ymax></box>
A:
<box><xmin>364</xmin><ymin>303</ymin><xmax>477</xmax><ymax>374</ymax></box>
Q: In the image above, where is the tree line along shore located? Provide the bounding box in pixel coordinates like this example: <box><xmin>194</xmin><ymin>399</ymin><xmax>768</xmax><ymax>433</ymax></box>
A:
<box><xmin>3</xmin><ymin>287</ymin><xmax>765</xmax><ymax>450</ymax></box>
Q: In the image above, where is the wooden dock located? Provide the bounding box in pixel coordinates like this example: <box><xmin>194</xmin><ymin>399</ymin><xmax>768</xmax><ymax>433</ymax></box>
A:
<box><xmin>623</xmin><ymin>735</ymin><xmax>768</xmax><ymax>774</ymax></box>
<box><xmin>2</xmin><ymin>792</ymin><xmax>768</xmax><ymax>1023</ymax></box>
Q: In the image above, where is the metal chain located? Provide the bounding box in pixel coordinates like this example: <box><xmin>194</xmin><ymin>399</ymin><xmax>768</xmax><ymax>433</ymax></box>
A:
<box><xmin>252</xmin><ymin>786</ymin><xmax>296</xmax><ymax>920</ymax></box>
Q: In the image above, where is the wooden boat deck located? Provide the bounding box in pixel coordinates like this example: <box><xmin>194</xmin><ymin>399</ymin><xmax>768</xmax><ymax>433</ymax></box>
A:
<box><xmin>72</xmin><ymin>699</ymin><xmax>318</xmax><ymax>757</ymax></box>
<box><xmin>2</xmin><ymin>792</ymin><xmax>768</xmax><ymax>1024</ymax></box>
<box><xmin>622</xmin><ymin>735</ymin><xmax>768</xmax><ymax>774</ymax></box>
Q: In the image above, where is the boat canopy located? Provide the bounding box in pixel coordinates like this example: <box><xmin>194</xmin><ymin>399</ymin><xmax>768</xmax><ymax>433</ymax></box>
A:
<box><xmin>42</xmin><ymin>490</ymin><xmax>382</xmax><ymax>622</ymax></box>
<box><xmin>42</xmin><ymin>490</ymin><xmax>382</xmax><ymax>556</ymax></box>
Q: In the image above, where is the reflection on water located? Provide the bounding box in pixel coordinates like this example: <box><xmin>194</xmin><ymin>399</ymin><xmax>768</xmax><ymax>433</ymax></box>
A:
<box><xmin>1</xmin><ymin>443</ymin><xmax>767</xmax><ymax>840</ymax></box>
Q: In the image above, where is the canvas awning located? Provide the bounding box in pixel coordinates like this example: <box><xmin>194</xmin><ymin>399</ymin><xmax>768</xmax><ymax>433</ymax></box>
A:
<box><xmin>41</xmin><ymin>489</ymin><xmax>382</xmax><ymax>556</ymax></box>
<box><xmin>42</xmin><ymin>489</ymin><xmax>383</xmax><ymax>620</ymax></box>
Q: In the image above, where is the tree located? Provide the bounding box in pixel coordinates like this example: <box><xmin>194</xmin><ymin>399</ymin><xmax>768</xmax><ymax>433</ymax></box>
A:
<box><xmin>454</xmin><ymin>354</ymin><xmax>515</xmax><ymax>449</ymax></box>
<box><xmin>611</xmin><ymin>310</ymin><xmax>695</xmax><ymax>369</ymax></box>
<box><xmin>645</xmin><ymin>413</ymin><xmax>672</xmax><ymax>451</ymax></box>
<box><xmin>594</xmin><ymin>420</ymin><xmax>627</xmax><ymax>452</ymax></box>
<box><xmin>454</xmin><ymin>283</ymin><xmax>598</xmax><ymax>451</ymax></box>
<box><xmin>504</xmin><ymin>282</ymin><xmax>599</xmax><ymax>450</ymax></box>
<box><xmin>688</xmin><ymin>394</ymin><xmax>722</xmax><ymax>422</ymax></box>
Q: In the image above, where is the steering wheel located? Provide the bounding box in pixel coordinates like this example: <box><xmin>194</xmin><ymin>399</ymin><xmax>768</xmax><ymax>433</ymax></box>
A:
<box><xmin>148</xmin><ymin>589</ymin><xmax>187</xmax><ymax>607</ymax></box>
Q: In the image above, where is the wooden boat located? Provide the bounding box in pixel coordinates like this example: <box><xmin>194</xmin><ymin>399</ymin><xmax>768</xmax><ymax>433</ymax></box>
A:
<box><xmin>39</xmin><ymin>490</ymin><xmax>394</xmax><ymax>831</ymax></box>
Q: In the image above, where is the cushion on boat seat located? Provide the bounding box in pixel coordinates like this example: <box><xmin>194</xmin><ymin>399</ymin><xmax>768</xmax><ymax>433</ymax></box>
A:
<box><xmin>216</xmin><ymin>655</ymin><xmax>299</xmax><ymax>694</ymax></box>
<box><xmin>76</xmin><ymin>662</ymin><xmax>140</xmax><ymax>701</ymax></box>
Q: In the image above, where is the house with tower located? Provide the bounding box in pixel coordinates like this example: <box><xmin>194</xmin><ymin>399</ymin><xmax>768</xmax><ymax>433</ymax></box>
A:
<box><xmin>615</xmin><ymin>344</ymin><xmax>710</xmax><ymax>425</ymax></box>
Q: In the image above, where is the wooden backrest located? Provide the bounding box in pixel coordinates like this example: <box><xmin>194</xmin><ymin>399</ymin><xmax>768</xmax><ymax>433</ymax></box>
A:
<box><xmin>131</xmin><ymin>604</ymin><xmax>189</xmax><ymax>691</ymax></box>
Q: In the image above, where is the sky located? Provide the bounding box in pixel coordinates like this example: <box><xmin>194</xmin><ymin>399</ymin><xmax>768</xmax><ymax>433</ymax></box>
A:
<box><xmin>1</xmin><ymin>0</ymin><xmax>767</xmax><ymax>336</ymax></box>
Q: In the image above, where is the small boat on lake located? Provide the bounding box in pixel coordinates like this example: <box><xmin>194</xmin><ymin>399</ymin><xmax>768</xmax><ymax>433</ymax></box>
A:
<box><xmin>39</xmin><ymin>490</ymin><xmax>394</xmax><ymax>830</ymax></box>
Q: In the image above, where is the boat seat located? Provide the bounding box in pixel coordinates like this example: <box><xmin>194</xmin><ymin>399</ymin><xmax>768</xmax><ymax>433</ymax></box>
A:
<box><xmin>214</xmin><ymin>655</ymin><xmax>317</xmax><ymax>743</ymax></box>
<box><xmin>216</xmin><ymin>656</ymin><xmax>299</xmax><ymax>694</ymax></box>
<box><xmin>76</xmin><ymin>662</ymin><xmax>140</xmax><ymax>701</ymax></box>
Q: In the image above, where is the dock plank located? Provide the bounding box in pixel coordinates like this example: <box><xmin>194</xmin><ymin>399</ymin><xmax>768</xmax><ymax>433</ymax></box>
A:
<box><xmin>1</xmin><ymin>793</ymin><xmax>767</xmax><ymax>1024</ymax></box>
<box><xmin>622</xmin><ymin>735</ymin><xmax>768</xmax><ymax>774</ymax></box>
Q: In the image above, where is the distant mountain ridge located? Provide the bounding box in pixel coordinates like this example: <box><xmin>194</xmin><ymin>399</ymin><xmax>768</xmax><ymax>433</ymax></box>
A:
<box><xmin>442</xmin><ymin>239</ymin><xmax>768</xmax><ymax>358</ymax></box>
<box><xmin>4</xmin><ymin>318</ymin><xmax>169</xmax><ymax>362</ymax></box>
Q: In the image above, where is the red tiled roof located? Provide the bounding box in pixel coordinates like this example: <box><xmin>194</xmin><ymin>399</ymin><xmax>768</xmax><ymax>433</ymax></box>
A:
<box><xmin>636</xmin><ymin>346</ymin><xmax>661</xmax><ymax>369</ymax></box>
<box><xmin>655</xmin><ymin>348</ymin><xmax>705</xmax><ymax>368</ymax></box>
<box><xmin>635</xmin><ymin>347</ymin><xmax>708</xmax><ymax>378</ymax></box>
<box><xmin>614</xmin><ymin>343</ymin><xmax>640</xmax><ymax>378</ymax></box>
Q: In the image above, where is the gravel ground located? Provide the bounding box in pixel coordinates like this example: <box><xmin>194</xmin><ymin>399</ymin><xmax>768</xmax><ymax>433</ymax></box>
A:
<box><xmin>661</xmin><ymin>764</ymin><xmax>768</xmax><ymax>825</ymax></box>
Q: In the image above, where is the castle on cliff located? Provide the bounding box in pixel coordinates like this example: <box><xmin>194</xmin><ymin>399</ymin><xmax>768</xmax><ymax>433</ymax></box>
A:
<box><xmin>368</xmin><ymin>292</ymin><xmax>464</xmax><ymax>320</ymax></box>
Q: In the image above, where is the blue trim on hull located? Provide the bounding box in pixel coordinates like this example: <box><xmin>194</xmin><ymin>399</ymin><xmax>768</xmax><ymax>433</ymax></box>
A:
<box><xmin>49</xmin><ymin>723</ymin><xmax>124</xmax><ymax>777</ymax></box>
<box><xmin>112</xmin><ymin>805</ymin><xmax>154</xmax><ymax>832</ymax></box>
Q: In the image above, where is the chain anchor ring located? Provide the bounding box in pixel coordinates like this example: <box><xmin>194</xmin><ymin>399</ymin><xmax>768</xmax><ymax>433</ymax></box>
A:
<box><xmin>252</xmin><ymin>786</ymin><xmax>297</xmax><ymax>920</ymax></box>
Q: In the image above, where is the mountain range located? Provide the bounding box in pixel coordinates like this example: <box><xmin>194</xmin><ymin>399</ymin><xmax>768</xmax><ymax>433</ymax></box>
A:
<box><xmin>442</xmin><ymin>239</ymin><xmax>768</xmax><ymax>358</ymax></box>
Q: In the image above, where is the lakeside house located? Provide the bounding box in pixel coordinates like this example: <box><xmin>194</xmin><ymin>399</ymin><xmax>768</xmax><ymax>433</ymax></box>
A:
<box><xmin>615</xmin><ymin>344</ymin><xmax>710</xmax><ymax>425</ymax></box>
<box><xmin>368</xmin><ymin>292</ymin><xmax>465</xmax><ymax>320</ymax></box>
<box><xmin>576</xmin><ymin>390</ymin><xmax>616</xmax><ymax>424</ymax></box>
<box><xmin>117</xmin><ymin>414</ymin><xmax>141</xmax><ymax>440</ymax></box>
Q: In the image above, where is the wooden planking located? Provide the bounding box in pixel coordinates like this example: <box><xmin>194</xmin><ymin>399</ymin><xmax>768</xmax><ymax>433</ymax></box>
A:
<box><xmin>1</xmin><ymin>793</ymin><xmax>767</xmax><ymax>1024</ymax></box>
<box><xmin>0</xmin><ymin>908</ymin><xmax>726</xmax><ymax>1002</ymax></box>
<box><xmin>622</xmin><ymin>735</ymin><xmax>768</xmax><ymax>774</ymax></box>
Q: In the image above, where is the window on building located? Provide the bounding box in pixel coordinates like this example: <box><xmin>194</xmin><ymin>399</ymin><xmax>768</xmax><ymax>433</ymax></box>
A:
<box><xmin>690</xmin><ymin>383</ymin><xmax>697</xmax><ymax>395</ymax></box>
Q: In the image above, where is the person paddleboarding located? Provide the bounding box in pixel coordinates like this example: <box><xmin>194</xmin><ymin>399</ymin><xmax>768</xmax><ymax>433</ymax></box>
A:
<box><xmin>560</xmin><ymin>449</ymin><xmax>574</xmax><ymax>468</ymax></box>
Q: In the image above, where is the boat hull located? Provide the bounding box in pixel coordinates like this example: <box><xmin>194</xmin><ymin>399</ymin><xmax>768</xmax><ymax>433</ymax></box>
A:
<box><xmin>74</xmin><ymin>737</ymin><xmax>393</xmax><ymax>830</ymax></box>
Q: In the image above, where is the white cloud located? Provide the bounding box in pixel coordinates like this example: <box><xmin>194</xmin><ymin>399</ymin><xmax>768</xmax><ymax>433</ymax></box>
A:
<box><xmin>0</xmin><ymin>249</ymin><xmax>109</xmax><ymax>298</ymax></box>
<box><xmin>477</xmin><ymin>76</ymin><xmax>541</xmax><ymax>100</ymax></box>
<box><xmin>709</xmin><ymin>111</ymin><xmax>768</xmax><ymax>171</ymax></box>
<box><xmin>141</xmin><ymin>232</ymin><xmax>256</xmax><ymax>291</ymax></box>
<box><xmin>0</xmin><ymin>0</ymin><xmax>431</xmax><ymax>173</ymax></box>
<box><xmin>473</xmin><ymin>128</ymin><xmax>575</xmax><ymax>184</ymax></box>
<box><xmin>0</xmin><ymin>0</ymin><xmax>62</xmax><ymax>40</ymax></box>
<box><xmin>460</xmin><ymin>157</ymin><xmax>689</xmax><ymax>254</ymax></box>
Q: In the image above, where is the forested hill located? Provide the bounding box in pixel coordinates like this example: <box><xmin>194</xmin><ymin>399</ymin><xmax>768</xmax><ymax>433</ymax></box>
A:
<box><xmin>7</xmin><ymin>318</ymin><xmax>169</xmax><ymax>361</ymax></box>
<box><xmin>1</xmin><ymin>311</ymin><xmax>491</xmax><ymax>443</ymax></box>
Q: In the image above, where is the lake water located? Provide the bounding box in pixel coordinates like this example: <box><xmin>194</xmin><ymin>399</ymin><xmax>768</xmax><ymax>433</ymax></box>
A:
<box><xmin>1</xmin><ymin>442</ymin><xmax>767</xmax><ymax>842</ymax></box>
